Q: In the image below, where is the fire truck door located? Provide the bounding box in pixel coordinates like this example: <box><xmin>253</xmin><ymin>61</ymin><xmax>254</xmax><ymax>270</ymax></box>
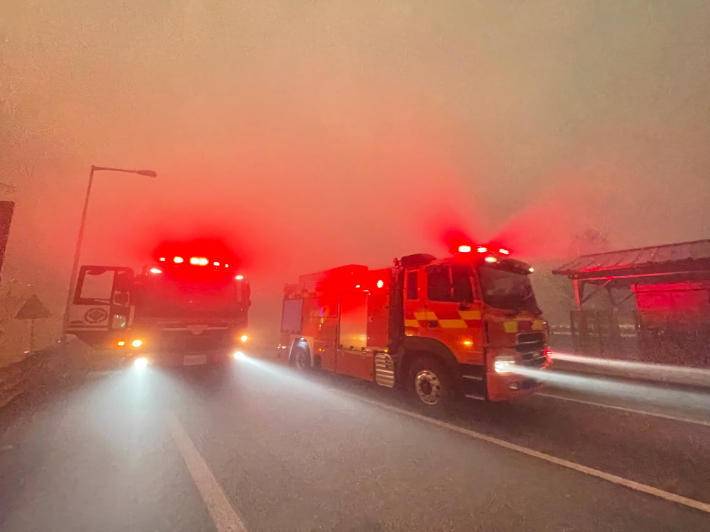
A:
<box><xmin>67</xmin><ymin>266</ymin><xmax>134</xmax><ymax>337</ymax></box>
<box><xmin>422</xmin><ymin>263</ymin><xmax>484</xmax><ymax>365</ymax></box>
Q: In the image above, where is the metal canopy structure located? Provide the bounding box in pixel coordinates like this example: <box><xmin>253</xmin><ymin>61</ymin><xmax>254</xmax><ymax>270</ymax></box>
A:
<box><xmin>554</xmin><ymin>239</ymin><xmax>710</xmax><ymax>282</ymax></box>
<box><xmin>554</xmin><ymin>239</ymin><xmax>710</xmax><ymax>308</ymax></box>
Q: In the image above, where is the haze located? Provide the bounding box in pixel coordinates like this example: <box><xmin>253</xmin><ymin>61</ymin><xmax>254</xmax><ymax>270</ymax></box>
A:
<box><xmin>2</xmin><ymin>0</ymin><xmax>709</xmax><ymax>340</ymax></box>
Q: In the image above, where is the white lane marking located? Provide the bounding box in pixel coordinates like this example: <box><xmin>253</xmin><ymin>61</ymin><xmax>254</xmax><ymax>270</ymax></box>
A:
<box><xmin>343</xmin><ymin>393</ymin><xmax>710</xmax><ymax>515</ymax></box>
<box><xmin>536</xmin><ymin>392</ymin><xmax>710</xmax><ymax>428</ymax></box>
<box><xmin>167</xmin><ymin>412</ymin><xmax>248</xmax><ymax>532</ymax></box>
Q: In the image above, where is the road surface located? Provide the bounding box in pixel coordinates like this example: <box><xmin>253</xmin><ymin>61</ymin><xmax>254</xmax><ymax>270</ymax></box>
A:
<box><xmin>1</xmin><ymin>352</ymin><xmax>709</xmax><ymax>531</ymax></box>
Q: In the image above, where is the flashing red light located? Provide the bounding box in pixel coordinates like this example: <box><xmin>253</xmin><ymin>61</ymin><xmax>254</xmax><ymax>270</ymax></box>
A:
<box><xmin>457</xmin><ymin>245</ymin><xmax>472</xmax><ymax>253</ymax></box>
<box><xmin>477</xmin><ymin>246</ymin><xmax>488</xmax><ymax>253</ymax></box>
<box><xmin>235</xmin><ymin>275</ymin><xmax>244</xmax><ymax>280</ymax></box>
<box><xmin>174</xmin><ymin>257</ymin><xmax>184</xmax><ymax>264</ymax></box>
<box><xmin>376</xmin><ymin>279</ymin><xmax>384</xmax><ymax>289</ymax></box>
<box><xmin>498</xmin><ymin>248</ymin><xmax>510</xmax><ymax>255</ymax></box>
<box><xmin>150</xmin><ymin>268</ymin><xmax>162</xmax><ymax>274</ymax></box>
<box><xmin>159</xmin><ymin>257</ymin><xmax>166</xmax><ymax>262</ymax></box>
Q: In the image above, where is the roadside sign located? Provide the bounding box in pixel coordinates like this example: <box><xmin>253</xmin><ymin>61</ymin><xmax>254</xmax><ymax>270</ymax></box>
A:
<box><xmin>15</xmin><ymin>295</ymin><xmax>51</xmax><ymax>320</ymax></box>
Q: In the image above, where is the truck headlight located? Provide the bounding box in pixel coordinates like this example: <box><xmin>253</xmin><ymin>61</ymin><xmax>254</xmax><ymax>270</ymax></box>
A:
<box><xmin>494</xmin><ymin>355</ymin><xmax>517</xmax><ymax>374</ymax></box>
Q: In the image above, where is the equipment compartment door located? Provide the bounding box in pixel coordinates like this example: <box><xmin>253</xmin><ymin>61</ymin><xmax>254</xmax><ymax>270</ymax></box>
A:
<box><xmin>336</xmin><ymin>293</ymin><xmax>373</xmax><ymax>380</ymax></box>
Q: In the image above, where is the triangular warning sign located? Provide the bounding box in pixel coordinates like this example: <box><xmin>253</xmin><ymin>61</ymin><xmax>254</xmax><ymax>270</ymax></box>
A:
<box><xmin>15</xmin><ymin>295</ymin><xmax>51</xmax><ymax>320</ymax></box>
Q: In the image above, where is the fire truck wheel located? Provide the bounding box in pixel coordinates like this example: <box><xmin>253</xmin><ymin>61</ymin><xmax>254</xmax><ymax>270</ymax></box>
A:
<box><xmin>409</xmin><ymin>356</ymin><xmax>454</xmax><ymax>408</ymax></box>
<box><xmin>290</xmin><ymin>346</ymin><xmax>311</xmax><ymax>371</ymax></box>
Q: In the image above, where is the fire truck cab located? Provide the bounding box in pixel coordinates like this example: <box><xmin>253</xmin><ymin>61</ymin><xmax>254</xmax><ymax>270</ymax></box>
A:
<box><xmin>66</xmin><ymin>254</ymin><xmax>250</xmax><ymax>368</ymax></box>
<box><xmin>280</xmin><ymin>246</ymin><xmax>550</xmax><ymax>406</ymax></box>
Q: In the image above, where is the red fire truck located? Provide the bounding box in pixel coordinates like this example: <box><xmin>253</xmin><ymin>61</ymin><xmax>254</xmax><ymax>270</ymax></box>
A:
<box><xmin>66</xmin><ymin>251</ymin><xmax>250</xmax><ymax>368</ymax></box>
<box><xmin>279</xmin><ymin>245</ymin><xmax>550</xmax><ymax>406</ymax></box>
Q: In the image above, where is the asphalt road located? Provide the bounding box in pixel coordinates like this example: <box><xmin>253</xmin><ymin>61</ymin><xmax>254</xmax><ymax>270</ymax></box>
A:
<box><xmin>1</xmin><ymin>353</ymin><xmax>710</xmax><ymax>531</ymax></box>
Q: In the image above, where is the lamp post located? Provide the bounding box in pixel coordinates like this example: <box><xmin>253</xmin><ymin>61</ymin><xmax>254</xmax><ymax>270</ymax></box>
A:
<box><xmin>61</xmin><ymin>165</ymin><xmax>157</xmax><ymax>341</ymax></box>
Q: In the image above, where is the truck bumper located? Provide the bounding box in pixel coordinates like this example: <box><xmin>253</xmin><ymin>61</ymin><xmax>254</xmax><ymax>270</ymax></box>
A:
<box><xmin>125</xmin><ymin>350</ymin><xmax>233</xmax><ymax>368</ymax></box>
<box><xmin>486</xmin><ymin>372</ymin><xmax>545</xmax><ymax>401</ymax></box>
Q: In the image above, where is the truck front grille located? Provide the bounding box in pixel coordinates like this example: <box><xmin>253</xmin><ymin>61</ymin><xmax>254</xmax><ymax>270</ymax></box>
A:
<box><xmin>521</xmin><ymin>351</ymin><xmax>547</xmax><ymax>368</ymax></box>
<box><xmin>516</xmin><ymin>332</ymin><xmax>545</xmax><ymax>353</ymax></box>
<box><xmin>160</xmin><ymin>330</ymin><xmax>233</xmax><ymax>353</ymax></box>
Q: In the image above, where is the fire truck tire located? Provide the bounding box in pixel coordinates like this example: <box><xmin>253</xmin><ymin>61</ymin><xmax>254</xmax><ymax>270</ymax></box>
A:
<box><xmin>408</xmin><ymin>356</ymin><xmax>454</xmax><ymax>408</ymax></box>
<box><xmin>290</xmin><ymin>345</ymin><xmax>311</xmax><ymax>371</ymax></box>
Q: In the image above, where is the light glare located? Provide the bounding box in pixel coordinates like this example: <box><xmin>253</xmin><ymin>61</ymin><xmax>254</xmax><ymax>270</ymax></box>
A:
<box><xmin>134</xmin><ymin>357</ymin><xmax>148</xmax><ymax>369</ymax></box>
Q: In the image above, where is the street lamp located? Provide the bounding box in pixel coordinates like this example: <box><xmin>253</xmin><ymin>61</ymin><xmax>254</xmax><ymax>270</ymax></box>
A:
<box><xmin>61</xmin><ymin>165</ymin><xmax>157</xmax><ymax>341</ymax></box>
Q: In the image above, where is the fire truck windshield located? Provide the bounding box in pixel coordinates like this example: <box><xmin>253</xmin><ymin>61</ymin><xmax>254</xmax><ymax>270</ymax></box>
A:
<box><xmin>133</xmin><ymin>272</ymin><xmax>247</xmax><ymax>319</ymax></box>
<box><xmin>478</xmin><ymin>265</ymin><xmax>539</xmax><ymax>312</ymax></box>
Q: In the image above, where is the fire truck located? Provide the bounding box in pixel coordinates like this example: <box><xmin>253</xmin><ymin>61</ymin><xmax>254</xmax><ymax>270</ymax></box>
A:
<box><xmin>66</xmin><ymin>252</ymin><xmax>250</xmax><ymax>368</ymax></box>
<box><xmin>279</xmin><ymin>245</ymin><xmax>550</xmax><ymax>406</ymax></box>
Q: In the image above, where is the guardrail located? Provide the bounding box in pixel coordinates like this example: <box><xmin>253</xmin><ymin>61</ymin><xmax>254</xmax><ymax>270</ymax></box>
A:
<box><xmin>0</xmin><ymin>339</ymin><xmax>90</xmax><ymax>410</ymax></box>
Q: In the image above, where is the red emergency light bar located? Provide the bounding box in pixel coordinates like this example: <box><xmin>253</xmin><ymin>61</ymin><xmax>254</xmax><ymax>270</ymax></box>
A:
<box><xmin>168</xmin><ymin>256</ymin><xmax>233</xmax><ymax>268</ymax></box>
<box><xmin>456</xmin><ymin>245</ymin><xmax>511</xmax><ymax>256</ymax></box>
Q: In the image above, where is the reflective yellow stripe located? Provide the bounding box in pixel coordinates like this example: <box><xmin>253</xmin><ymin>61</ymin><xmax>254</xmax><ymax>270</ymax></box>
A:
<box><xmin>503</xmin><ymin>321</ymin><xmax>519</xmax><ymax>333</ymax></box>
<box><xmin>458</xmin><ymin>310</ymin><xmax>481</xmax><ymax>321</ymax></box>
<box><xmin>414</xmin><ymin>311</ymin><xmax>437</xmax><ymax>321</ymax></box>
<box><xmin>404</xmin><ymin>319</ymin><xmax>420</xmax><ymax>328</ymax></box>
<box><xmin>532</xmin><ymin>320</ymin><xmax>545</xmax><ymax>331</ymax></box>
<box><xmin>439</xmin><ymin>319</ymin><xmax>468</xmax><ymax>328</ymax></box>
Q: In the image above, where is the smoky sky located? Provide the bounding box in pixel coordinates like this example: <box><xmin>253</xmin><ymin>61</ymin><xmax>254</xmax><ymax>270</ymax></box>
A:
<box><xmin>2</xmin><ymin>1</ymin><xmax>709</xmax><ymax>332</ymax></box>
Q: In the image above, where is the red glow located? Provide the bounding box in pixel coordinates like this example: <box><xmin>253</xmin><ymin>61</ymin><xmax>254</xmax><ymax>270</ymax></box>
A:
<box><xmin>457</xmin><ymin>245</ymin><xmax>472</xmax><ymax>253</ymax></box>
<box><xmin>477</xmin><ymin>246</ymin><xmax>488</xmax><ymax>253</ymax></box>
<box><xmin>174</xmin><ymin>257</ymin><xmax>184</xmax><ymax>264</ymax></box>
<box><xmin>498</xmin><ymin>248</ymin><xmax>510</xmax><ymax>255</ymax></box>
<box><xmin>376</xmin><ymin>279</ymin><xmax>384</xmax><ymax>288</ymax></box>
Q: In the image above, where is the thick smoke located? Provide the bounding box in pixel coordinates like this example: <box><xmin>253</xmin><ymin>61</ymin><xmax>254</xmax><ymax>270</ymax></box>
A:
<box><xmin>2</xmin><ymin>1</ymin><xmax>709</xmax><ymax>343</ymax></box>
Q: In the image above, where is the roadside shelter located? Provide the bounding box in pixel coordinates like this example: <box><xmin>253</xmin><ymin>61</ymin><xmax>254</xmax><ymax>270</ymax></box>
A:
<box><xmin>554</xmin><ymin>239</ymin><xmax>710</xmax><ymax>367</ymax></box>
